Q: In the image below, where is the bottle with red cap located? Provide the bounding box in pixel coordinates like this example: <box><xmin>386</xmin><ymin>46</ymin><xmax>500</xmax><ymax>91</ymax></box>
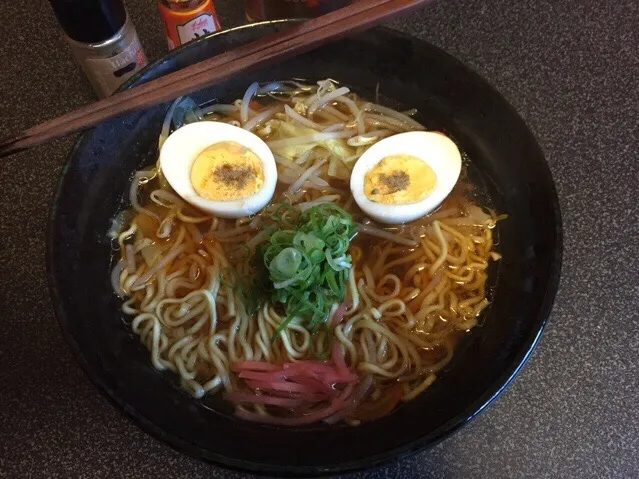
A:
<box><xmin>48</xmin><ymin>0</ymin><xmax>148</xmax><ymax>98</ymax></box>
<box><xmin>158</xmin><ymin>0</ymin><xmax>221</xmax><ymax>51</ymax></box>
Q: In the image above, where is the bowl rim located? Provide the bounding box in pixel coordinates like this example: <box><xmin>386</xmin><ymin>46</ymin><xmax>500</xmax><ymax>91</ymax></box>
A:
<box><xmin>46</xmin><ymin>19</ymin><xmax>563</xmax><ymax>476</ymax></box>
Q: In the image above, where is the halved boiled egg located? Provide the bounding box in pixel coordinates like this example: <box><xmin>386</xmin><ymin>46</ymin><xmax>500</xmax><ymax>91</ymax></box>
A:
<box><xmin>350</xmin><ymin>132</ymin><xmax>462</xmax><ymax>224</ymax></box>
<box><xmin>160</xmin><ymin>122</ymin><xmax>277</xmax><ymax>218</ymax></box>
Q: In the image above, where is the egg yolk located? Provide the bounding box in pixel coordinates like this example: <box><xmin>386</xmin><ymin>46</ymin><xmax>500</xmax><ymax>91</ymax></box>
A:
<box><xmin>364</xmin><ymin>154</ymin><xmax>437</xmax><ymax>204</ymax></box>
<box><xmin>190</xmin><ymin>141</ymin><xmax>264</xmax><ymax>201</ymax></box>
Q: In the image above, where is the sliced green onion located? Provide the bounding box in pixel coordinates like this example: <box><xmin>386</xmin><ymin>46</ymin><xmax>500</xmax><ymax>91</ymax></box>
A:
<box><xmin>254</xmin><ymin>203</ymin><xmax>357</xmax><ymax>337</ymax></box>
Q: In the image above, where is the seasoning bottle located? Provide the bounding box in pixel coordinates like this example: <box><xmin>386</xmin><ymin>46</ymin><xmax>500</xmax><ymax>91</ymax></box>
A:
<box><xmin>49</xmin><ymin>0</ymin><xmax>148</xmax><ymax>98</ymax></box>
<box><xmin>243</xmin><ymin>0</ymin><xmax>353</xmax><ymax>22</ymax></box>
<box><xmin>158</xmin><ymin>0</ymin><xmax>221</xmax><ymax>51</ymax></box>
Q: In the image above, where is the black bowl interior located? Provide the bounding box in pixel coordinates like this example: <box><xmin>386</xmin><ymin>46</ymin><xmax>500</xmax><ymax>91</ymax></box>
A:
<box><xmin>48</xmin><ymin>21</ymin><xmax>562</xmax><ymax>476</ymax></box>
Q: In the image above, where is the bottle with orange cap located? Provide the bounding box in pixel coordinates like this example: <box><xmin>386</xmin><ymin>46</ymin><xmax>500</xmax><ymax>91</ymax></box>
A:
<box><xmin>158</xmin><ymin>0</ymin><xmax>221</xmax><ymax>50</ymax></box>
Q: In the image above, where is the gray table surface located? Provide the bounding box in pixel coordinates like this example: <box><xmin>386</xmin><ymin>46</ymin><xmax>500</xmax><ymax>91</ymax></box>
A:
<box><xmin>1</xmin><ymin>0</ymin><xmax>637</xmax><ymax>478</ymax></box>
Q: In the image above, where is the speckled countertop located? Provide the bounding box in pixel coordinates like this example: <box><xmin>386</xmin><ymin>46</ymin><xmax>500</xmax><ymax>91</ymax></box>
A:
<box><xmin>0</xmin><ymin>0</ymin><xmax>637</xmax><ymax>478</ymax></box>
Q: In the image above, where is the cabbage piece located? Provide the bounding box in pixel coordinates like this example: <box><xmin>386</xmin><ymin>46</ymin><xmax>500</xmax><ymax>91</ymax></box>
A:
<box><xmin>172</xmin><ymin>97</ymin><xmax>203</xmax><ymax>129</ymax></box>
<box><xmin>327</xmin><ymin>156</ymin><xmax>351</xmax><ymax>180</ymax></box>
<box><xmin>133</xmin><ymin>229</ymin><xmax>162</xmax><ymax>267</ymax></box>
<box><xmin>269</xmin><ymin>122</ymin><xmax>355</xmax><ymax>164</ymax></box>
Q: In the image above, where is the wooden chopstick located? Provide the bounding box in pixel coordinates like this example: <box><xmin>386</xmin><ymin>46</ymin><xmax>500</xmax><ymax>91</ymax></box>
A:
<box><xmin>0</xmin><ymin>0</ymin><xmax>429</xmax><ymax>159</ymax></box>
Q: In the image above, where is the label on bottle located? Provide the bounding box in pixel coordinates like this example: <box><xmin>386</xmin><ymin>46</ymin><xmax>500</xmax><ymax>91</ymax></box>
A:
<box><xmin>176</xmin><ymin>13</ymin><xmax>218</xmax><ymax>44</ymax></box>
<box><xmin>84</xmin><ymin>36</ymin><xmax>147</xmax><ymax>97</ymax></box>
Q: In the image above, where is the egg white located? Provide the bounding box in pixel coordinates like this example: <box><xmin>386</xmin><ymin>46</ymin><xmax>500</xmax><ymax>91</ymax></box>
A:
<box><xmin>350</xmin><ymin>131</ymin><xmax>462</xmax><ymax>224</ymax></box>
<box><xmin>160</xmin><ymin>121</ymin><xmax>277</xmax><ymax>219</ymax></box>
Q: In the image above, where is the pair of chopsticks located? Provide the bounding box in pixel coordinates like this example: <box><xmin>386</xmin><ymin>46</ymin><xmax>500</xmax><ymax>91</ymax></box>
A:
<box><xmin>0</xmin><ymin>0</ymin><xmax>430</xmax><ymax>159</ymax></box>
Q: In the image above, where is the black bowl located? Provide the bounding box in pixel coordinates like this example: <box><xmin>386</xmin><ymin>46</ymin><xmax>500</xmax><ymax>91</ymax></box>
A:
<box><xmin>48</xmin><ymin>20</ymin><xmax>562</xmax><ymax>476</ymax></box>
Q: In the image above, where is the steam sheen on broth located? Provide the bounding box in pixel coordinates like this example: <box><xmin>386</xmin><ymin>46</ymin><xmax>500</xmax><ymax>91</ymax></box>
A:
<box><xmin>111</xmin><ymin>80</ymin><xmax>503</xmax><ymax>426</ymax></box>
